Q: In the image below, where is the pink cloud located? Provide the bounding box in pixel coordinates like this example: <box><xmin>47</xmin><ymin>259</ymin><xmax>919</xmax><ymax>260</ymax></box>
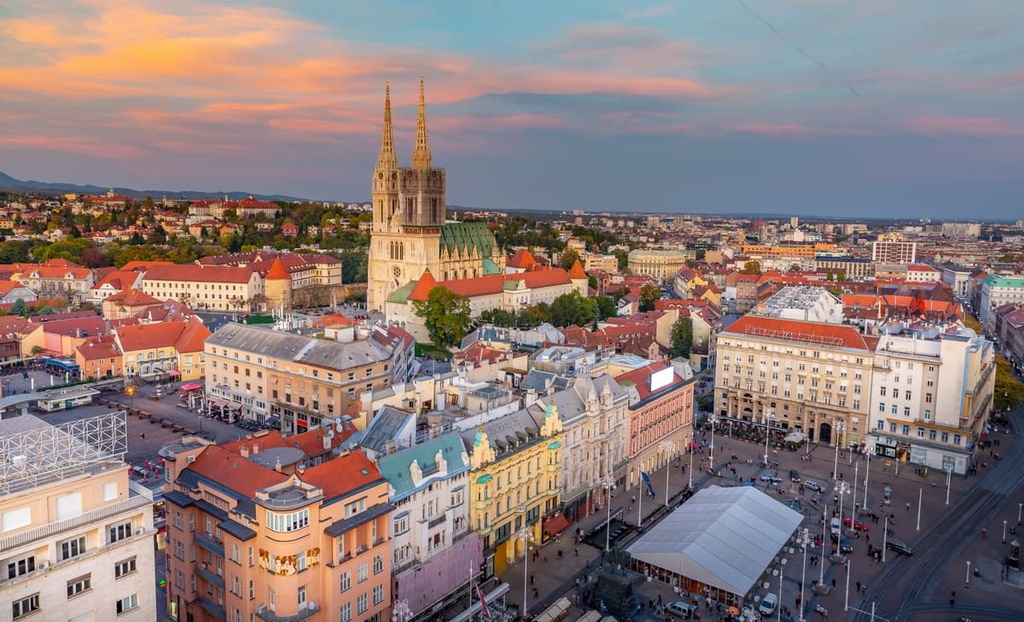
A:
<box><xmin>905</xmin><ymin>115</ymin><xmax>1024</xmax><ymax>137</ymax></box>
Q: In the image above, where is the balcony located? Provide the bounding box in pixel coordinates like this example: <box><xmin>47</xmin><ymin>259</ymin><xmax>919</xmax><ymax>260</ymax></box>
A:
<box><xmin>427</xmin><ymin>514</ymin><xmax>446</xmax><ymax>529</ymax></box>
<box><xmin>194</xmin><ymin>531</ymin><xmax>224</xmax><ymax>557</ymax></box>
<box><xmin>255</xmin><ymin>603</ymin><xmax>320</xmax><ymax>622</ymax></box>
<box><xmin>196</xmin><ymin>596</ymin><xmax>226</xmax><ymax>620</ymax></box>
<box><xmin>0</xmin><ymin>482</ymin><xmax>152</xmax><ymax>552</ymax></box>
<box><xmin>195</xmin><ymin>564</ymin><xmax>225</xmax><ymax>590</ymax></box>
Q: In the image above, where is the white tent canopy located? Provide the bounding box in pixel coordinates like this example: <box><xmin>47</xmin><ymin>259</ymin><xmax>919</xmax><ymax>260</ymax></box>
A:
<box><xmin>627</xmin><ymin>485</ymin><xmax>803</xmax><ymax>598</ymax></box>
<box><xmin>785</xmin><ymin>431</ymin><xmax>806</xmax><ymax>443</ymax></box>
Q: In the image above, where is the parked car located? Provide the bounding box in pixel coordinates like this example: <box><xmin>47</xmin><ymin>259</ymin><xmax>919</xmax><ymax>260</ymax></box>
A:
<box><xmin>758</xmin><ymin>593</ymin><xmax>778</xmax><ymax>616</ymax></box>
<box><xmin>830</xmin><ymin>517</ymin><xmax>841</xmax><ymax>536</ymax></box>
<box><xmin>760</xmin><ymin>473</ymin><xmax>781</xmax><ymax>484</ymax></box>
<box><xmin>830</xmin><ymin>533</ymin><xmax>854</xmax><ymax>553</ymax></box>
<box><xmin>804</xmin><ymin>480</ymin><xmax>823</xmax><ymax>492</ymax></box>
<box><xmin>843</xmin><ymin>517</ymin><xmax>870</xmax><ymax>532</ymax></box>
<box><xmin>886</xmin><ymin>538</ymin><xmax>914</xmax><ymax>556</ymax></box>
<box><xmin>666</xmin><ymin>601</ymin><xmax>698</xmax><ymax>619</ymax></box>
<box><xmin>789</xmin><ymin>470</ymin><xmax>801</xmax><ymax>482</ymax></box>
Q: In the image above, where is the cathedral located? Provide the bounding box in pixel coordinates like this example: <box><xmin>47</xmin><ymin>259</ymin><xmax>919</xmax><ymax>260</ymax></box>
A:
<box><xmin>366</xmin><ymin>78</ymin><xmax>505</xmax><ymax>312</ymax></box>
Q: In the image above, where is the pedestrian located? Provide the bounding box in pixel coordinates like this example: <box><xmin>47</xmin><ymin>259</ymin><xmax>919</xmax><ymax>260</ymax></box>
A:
<box><xmin>861</xmin><ymin>584</ymin><xmax>867</xmax><ymax>595</ymax></box>
<box><xmin>530</xmin><ymin>573</ymin><xmax>535</xmax><ymax>585</ymax></box>
<box><xmin>831</xmin><ymin>578</ymin><xmax>836</xmax><ymax>589</ymax></box>
<box><xmin>905</xmin><ymin>501</ymin><xmax>911</xmax><ymax>511</ymax></box>
<box><xmin>575</xmin><ymin>547</ymin><xmax>579</xmax><ymax>557</ymax></box>
<box><xmin>983</xmin><ymin>528</ymin><xmax>987</xmax><ymax>539</ymax></box>
<box><xmin>856</xmin><ymin>580</ymin><xmax>861</xmax><ymax>593</ymax></box>
<box><xmin>533</xmin><ymin>587</ymin><xmax>539</xmax><ymax>600</ymax></box>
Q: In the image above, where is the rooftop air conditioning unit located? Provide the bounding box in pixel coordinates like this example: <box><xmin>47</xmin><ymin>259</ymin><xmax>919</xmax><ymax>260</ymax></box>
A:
<box><xmin>308</xmin><ymin>601</ymin><xmax>317</xmax><ymax>611</ymax></box>
<box><xmin>187</xmin><ymin>455</ymin><xmax>196</xmax><ymax>463</ymax></box>
<box><xmin>136</xmin><ymin>527</ymin><xmax>145</xmax><ymax>536</ymax></box>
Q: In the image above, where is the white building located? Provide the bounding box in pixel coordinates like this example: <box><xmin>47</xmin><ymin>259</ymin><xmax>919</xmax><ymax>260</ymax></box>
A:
<box><xmin>867</xmin><ymin>323</ymin><xmax>995</xmax><ymax>474</ymax></box>
<box><xmin>979</xmin><ymin>275</ymin><xmax>1024</xmax><ymax>330</ymax></box>
<box><xmin>752</xmin><ymin>286</ymin><xmax>844</xmax><ymax>324</ymax></box>
<box><xmin>0</xmin><ymin>413</ymin><xmax>156</xmax><ymax>622</ymax></box>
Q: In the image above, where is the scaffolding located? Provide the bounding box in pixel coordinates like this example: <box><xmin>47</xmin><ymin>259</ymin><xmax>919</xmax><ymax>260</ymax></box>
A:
<box><xmin>0</xmin><ymin>411</ymin><xmax>127</xmax><ymax>496</ymax></box>
<box><xmin>743</xmin><ymin>325</ymin><xmax>845</xmax><ymax>348</ymax></box>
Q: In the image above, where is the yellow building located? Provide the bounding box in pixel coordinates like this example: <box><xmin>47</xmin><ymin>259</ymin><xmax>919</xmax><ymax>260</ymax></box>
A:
<box><xmin>114</xmin><ymin>316</ymin><xmax>210</xmax><ymax>381</ymax></box>
<box><xmin>461</xmin><ymin>404</ymin><xmax>563</xmax><ymax>577</ymax></box>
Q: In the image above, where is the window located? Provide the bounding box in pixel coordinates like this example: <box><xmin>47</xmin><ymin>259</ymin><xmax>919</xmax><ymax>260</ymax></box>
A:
<box><xmin>879</xmin><ymin>387</ymin><xmax>887</xmax><ymax>397</ymax></box>
<box><xmin>266</xmin><ymin>509</ymin><xmax>309</xmax><ymax>533</ymax></box>
<box><xmin>924</xmin><ymin>409</ymin><xmax>931</xmax><ymax>421</ymax></box>
<box><xmin>297</xmin><ymin>551</ymin><xmax>307</xmax><ymax>572</ymax></box>
<box><xmin>12</xmin><ymin>593</ymin><xmax>39</xmax><ymax>620</ymax></box>
<box><xmin>929</xmin><ymin>430</ymin><xmax>937</xmax><ymax>440</ymax></box>
<box><xmin>116</xmin><ymin>593</ymin><xmax>138</xmax><ymax>615</ymax></box>
<box><xmin>103</xmin><ymin>482</ymin><xmax>118</xmax><ymax>501</ymax></box>
<box><xmin>298</xmin><ymin>585</ymin><xmax>307</xmax><ymax>607</ymax></box>
<box><xmin>373</xmin><ymin>584</ymin><xmax>384</xmax><ymax>605</ymax></box>
<box><xmin>942</xmin><ymin>432</ymin><xmax>949</xmax><ymax>443</ymax></box>
<box><xmin>67</xmin><ymin>574</ymin><xmax>92</xmax><ymax>598</ymax></box>
<box><xmin>249</xmin><ymin>579</ymin><xmax>255</xmax><ymax>600</ymax></box>
<box><xmin>902</xmin><ymin>425</ymin><xmax>910</xmax><ymax>435</ymax></box>
<box><xmin>109</xmin><ymin>521</ymin><xmax>132</xmax><ymax>544</ymax></box>
<box><xmin>878</xmin><ymin>403</ymin><xmax>886</xmax><ymax>412</ymax></box>
<box><xmin>7</xmin><ymin>555</ymin><xmax>34</xmax><ymax>580</ymax></box>
<box><xmin>876</xmin><ymin>420</ymin><xmax>884</xmax><ymax>430</ymax></box>
<box><xmin>373</xmin><ymin>555</ymin><xmax>383</xmax><ymax>574</ymax></box>
<box><xmin>341</xmin><ymin>603</ymin><xmax>352</xmax><ymax>622</ymax></box>
<box><xmin>905</xmin><ymin>391</ymin><xmax>912</xmax><ymax>401</ymax></box>
<box><xmin>357</xmin><ymin>593</ymin><xmax>368</xmax><ymax>614</ymax></box>
<box><xmin>917</xmin><ymin>428</ymin><xmax>924</xmax><ymax>438</ymax></box>
<box><xmin>393</xmin><ymin>514</ymin><xmax>409</xmax><ymax>535</ymax></box>
<box><xmin>904</xmin><ymin>407</ymin><xmax>911</xmax><ymax>417</ymax></box>
<box><xmin>954</xmin><ymin>435</ymin><xmax>962</xmax><ymax>446</ymax></box>
<box><xmin>231</xmin><ymin>544</ymin><xmax>241</xmax><ymax>564</ymax></box>
<box><xmin>115</xmin><ymin>557</ymin><xmax>137</xmax><ymax>578</ymax></box>
<box><xmin>61</xmin><ymin>535</ymin><xmax>86</xmax><ymax>560</ymax></box>
<box><xmin>358</xmin><ymin>563</ymin><xmax>368</xmax><ymax>583</ymax></box>
<box><xmin>249</xmin><ymin>547</ymin><xmax>254</xmax><ymax>567</ymax></box>
<box><xmin>341</xmin><ymin>572</ymin><xmax>351</xmax><ymax>592</ymax></box>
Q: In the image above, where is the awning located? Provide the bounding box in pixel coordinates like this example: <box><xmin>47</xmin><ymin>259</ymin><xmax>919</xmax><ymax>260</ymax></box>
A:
<box><xmin>167</xmin><ymin>370</ymin><xmax>181</xmax><ymax>377</ymax></box>
<box><xmin>180</xmin><ymin>382</ymin><xmax>203</xmax><ymax>391</ymax></box>
<box><xmin>544</xmin><ymin>512</ymin><xmax>571</xmax><ymax>537</ymax></box>
<box><xmin>785</xmin><ymin>432</ymin><xmax>806</xmax><ymax>443</ymax></box>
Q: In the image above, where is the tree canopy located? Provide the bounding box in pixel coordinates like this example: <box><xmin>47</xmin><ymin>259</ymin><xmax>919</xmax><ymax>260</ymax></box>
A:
<box><xmin>670</xmin><ymin>316</ymin><xmax>693</xmax><ymax>359</ymax></box>
<box><xmin>639</xmin><ymin>284</ymin><xmax>661</xmax><ymax>312</ymax></box>
<box><xmin>412</xmin><ymin>287</ymin><xmax>471</xmax><ymax>347</ymax></box>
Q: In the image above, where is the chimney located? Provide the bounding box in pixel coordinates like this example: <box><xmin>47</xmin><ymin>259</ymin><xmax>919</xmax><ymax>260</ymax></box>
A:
<box><xmin>252</xmin><ymin>443</ymin><xmax>260</xmax><ymax>454</ymax></box>
<box><xmin>239</xmin><ymin>444</ymin><xmax>250</xmax><ymax>458</ymax></box>
<box><xmin>275</xmin><ymin>457</ymin><xmax>282</xmax><ymax>472</ymax></box>
<box><xmin>334</xmin><ymin>417</ymin><xmax>343</xmax><ymax>433</ymax></box>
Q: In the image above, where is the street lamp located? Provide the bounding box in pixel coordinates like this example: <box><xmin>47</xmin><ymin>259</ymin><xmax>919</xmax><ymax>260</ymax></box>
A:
<box><xmin>687</xmin><ymin>434</ymin><xmax>694</xmax><ymax>489</ymax></box>
<box><xmin>966</xmin><ymin>560</ymin><xmax>971</xmax><ymax>588</ymax></box>
<box><xmin>602</xmin><ymin>476</ymin><xmax>615</xmax><ymax>552</ymax></box>
<box><xmin>882</xmin><ymin>515</ymin><xmax>889</xmax><ymax>562</ymax></box>
<box><xmin>125</xmin><ymin>385</ymin><xmax>136</xmax><ymax>410</ymax></box>
<box><xmin>834</xmin><ymin>481</ymin><xmax>850</xmax><ymax>558</ymax></box>
<box><xmin>833</xmin><ymin>423</ymin><xmax>845</xmax><ymax>482</ymax></box>
<box><xmin>763</xmin><ymin>410</ymin><xmax>775</xmax><ymax>468</ymax></box>
<box><xmin>864</xmin><ymin>445</ymin><xmax>874</xmax><ymax>506</ymax></box>
<box><xmin>796</xmin><ymin>528</ymin><xmax>812</xmax><ymax>622</ymax></box>
<box><xmin>1018</xmin><ymin>502</ymin><xmax>1022</xmax><ymax>526</ymax></box>
<box><xmin>517</xmin><ymin>507</ymin><xmax>531</xmax><ymax>618</ymax></box>
<box><xmin>392</xmin><ymin>600</ymin><xmax>412</xmax><ymax>622</ymax></box>
<box><xmin>708</xmin><ymin>414</ymin><xmax>719</xmax><ymax>472</ymax></box>
<box><xmin>662</xmin><ymin>440</ymin><xmax>676</xmax><ymax>506</ymax></box>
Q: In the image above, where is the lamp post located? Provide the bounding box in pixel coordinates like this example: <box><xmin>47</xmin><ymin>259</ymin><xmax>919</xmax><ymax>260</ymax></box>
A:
<box><xmin>602</xmin><ymin>476</ymin><xmax>615</xmax><ymax>552</ymax></box>
<box><xmin>833</xmin><ymin>423</ymin><xmax>845</xmax><ymax>482</ymax></box>
<box><xmin>851</xmin><ymin>461</ymin><xmax>859</xmax><ymax>516</ymax></box>
<box><xmin>662</xmin><ymin>441</ymin><xmax>676</xmax><ymax>506</ymax></box>
<box><xmin>835</xmin><ymin>481</ymin><xmax>850</xmax><ymax>558</ymax></box>
<box><xmin>946</xmin><ymin>467</ymin><xmax>952</xmax><ymax>506</ymax></box>
<box><xmin>882</xmin><ymin>515</ymin><xmax>888</xmax><ymax>562</ymax></box>
<box><xmin>763</xmin><ymin>410</ymin><xmax>775</xmax><ymax>467</ymax></box>
<box><xmin>708</xmin><ymin>414</ymin><xmax>719</xmax><ymax>472</ymax></box>
<box><xmin>517</xmin><ymin>508</ymin><xmax>531</xmax><ymax>618</ymax></box>
<box><xmin>864</xmin><ymin>445</ymin><xmax>873</xmax><ymax>506</ymax></box>
<box><xmin>777</xmin><ymin>566</ymin><xmax>784</xmax><ymax>622</ymax></box>
<box><xmin>1018</xmin><ymin>502</ymin><xmax>1023</xmax><ymax>526</ymax></box>
<box><xmin>392</xmin><ymin>600</ymin><xmax>412</xmax><ymax>622</ymax></box>
<box><xmin>688</xmin><ymin>434</ymin><xmax>694</xmax><ymax>489</ymax></box>
<box><xmin>966</xmin><ymin>560</ymin><xmax>971</xmax><ymax>588</ymax></box>
<box><xmin>916</xmin><ymin>488</ymin><xmax>922</xmax><ymax>531</ymax></box>
<box><xmin>1004</xmin><ymin>520</ymin><xmax>1008</xmax><ymax>543</ymax></box>
<box><xmin>820</xmin><ymin>508</ymin><xmax>827</xmax><ymax>586</ymax></box>
<box><xmin>125</xmin><ymin>385</ymin><xmax>136</xmax><ymax>410</ymax></box>
<box><xmin>796</xmin><ymin>528</ymin><xmax>812</xmax><ymax>622</ymax></box>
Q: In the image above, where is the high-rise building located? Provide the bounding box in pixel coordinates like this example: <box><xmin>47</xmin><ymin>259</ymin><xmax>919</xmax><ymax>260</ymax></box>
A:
<box><xmin>366</xmin><ymin>79</ymin><xmax>504</xmax><ymax>311</ymax></box>
<box><xmin>871</xmin><ymin>240</ymin><xmax>917</xmax><ymax>264</ymax></box>
<box><xmin>0</xmin><ymin>412</ymin><xmax>156</xmax><ymax>622</ymax></box>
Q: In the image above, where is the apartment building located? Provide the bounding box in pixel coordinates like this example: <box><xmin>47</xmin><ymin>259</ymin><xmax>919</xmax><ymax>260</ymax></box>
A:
<box><xmin>715</xmin><ymin>315</ymin><xmax>875</xmax><ymax>447</ymax></box>
<box><xmin>533</xmin><ymin>374</ymin><xmax>629</xmax><ymax>523</ymax></box>
<box><xmin>867</xmin><ymin>324</ymin><xmax>994</xmax><ymax>475</ymax></box>
<box><xmin>376</xmin><ymin>434</ymin><xmax>482</xmax><ymax>621</ymax></box>
<box><xmin>0</xmin><ymin>413</ymin><xmax>156</xmax><ymax>622</ymax></box>
<box><xmin>161</xmin><ymin>424</ymin><xmax>391</xmax><ymax>622</ymax></box>
<box><xmin>871</xmin><ymin>240</ymin><xmax>917</xmax><ymax>264</ymax></box>
<box><xmin>460</xmin><ymin>404</ymin><xmax>562</xmax><ymax>577</ymax></box>
<box><xmin>115</xmin><ymin>316</ymin><xmax>211</xmax><ymax>381</ymax></box>
<box><xmin>9</xmin><ymin>259</ymin><xmax>95</xmax><ymax>303</ymax></box>
<box><xmin>138</xmin><ymin>263</ymin><xmax>264</xmax><ymax>312</ymax></box>
<box><xmin>204</xmin><ymin>323</ymin><xmax>415</xmax><ymax>430</ymax></box>
<box><xmin>615</xmin><ymin>362</ymin><xmax>695</xmax><ymax>490</ymax></box>
<box><xmin>627</xmin><ymin>250</ymin><xmax>694</xmax><ymax>281</ymax></box>
<box><xmin>979</xmin><ymin>275</ymin><xmax>1024</xmax><ymax>330</ymax></box>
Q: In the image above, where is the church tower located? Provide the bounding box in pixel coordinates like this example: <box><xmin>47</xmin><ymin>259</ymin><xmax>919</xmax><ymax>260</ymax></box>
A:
<box><xmin>371</xmin><ymin>82</ymin><xmax>399</xmax><ymax>234</ymax></box>
<box><xmin>400</xmin><ymin>77</ymin><xmax>446</xmax><ymax>228</ymax></box>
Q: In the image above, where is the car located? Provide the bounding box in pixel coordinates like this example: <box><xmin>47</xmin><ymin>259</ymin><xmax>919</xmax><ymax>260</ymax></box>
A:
<box><xmin>760</xmin><ymin>473</ymin><xmax>781</xmax><ymax>484</ymax></box>
<box><xmin>830</xmin><ymin>517</ymin><xmax>841</xmax><ymax>536</ymax></box>
<box><xmin>666</xmin><ymin>601</ymin><xmax>698</xmax><ymax>618</ymax></box>
<box><xmin>789</xmin><ymin>470</ymin><xmax>801</xmax><ymax>482</ymax></box>
<box><xmin>886</xmin><ymin>538</ymin><xmax>914</xmax><ymax>556</ymax></box>
<box><xmin>843</xmin><ymin>517</ymin><xmax>870</xmax><ymax>532</ymax></box>
<box><xmin>804</xmin><ymin>480</ymin><xmax>823</xmax><ymax>492</ymax></box>
<box><xmin>830</xmin><ymin>534</ymin><xmax>854</xmax><ymax>553</ymax></box>
<box><xmin>758</xmin><ymin>593</ymin><xmax>778</xmax><ymax>616</ymax></box>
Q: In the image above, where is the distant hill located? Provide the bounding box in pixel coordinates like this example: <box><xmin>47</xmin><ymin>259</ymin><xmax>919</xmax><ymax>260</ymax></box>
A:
<box><xmin>0</xmin><ymin>171</ymin><xmax>310</xmax><ymax>203</ymax></box>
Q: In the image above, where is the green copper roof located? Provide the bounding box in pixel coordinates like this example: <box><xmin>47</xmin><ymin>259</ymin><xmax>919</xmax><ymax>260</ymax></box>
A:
<box><xmin>377</xmin><ymin>433</ymin><xmax>469</xmax><ymax>500</ymax></box>
<box><xmin>386</xmin><ymin>280</ymin><xmax>416</xmax><ymax>304</ymax></box>
<box><xmin>482</xmin><ymin>257</ymin><xmax>501</xmax><ymax>275</ymax></box>
<box><xmin>441</xmin><ymin>222</ymin><xmax>496</xmax><ymax>258</ymax></box>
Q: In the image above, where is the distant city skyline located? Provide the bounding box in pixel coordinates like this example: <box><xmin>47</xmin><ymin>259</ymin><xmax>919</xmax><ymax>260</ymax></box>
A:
<box><xmin>1</xmin><ymin>1</ymin><xmax>1022</xmax><ymax>219</ymax></box>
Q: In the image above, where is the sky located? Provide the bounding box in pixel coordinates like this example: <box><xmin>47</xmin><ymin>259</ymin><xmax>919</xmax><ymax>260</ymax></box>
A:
<box><xmin>1</xmin><ymin>0</ymin><xmax>1022</xmax><ymax>220</ymax></box>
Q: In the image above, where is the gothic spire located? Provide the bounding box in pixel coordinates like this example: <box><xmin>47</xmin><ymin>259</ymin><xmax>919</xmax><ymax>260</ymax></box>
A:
<box><xmin>411</xmin><ymin>76</ymin><xmax>432</xmax><ymax>169</ymax></box>
<box><xmin>376</xmin><ymin>82</ymin><xmax>397</xmax><ymax>171</ymax></box>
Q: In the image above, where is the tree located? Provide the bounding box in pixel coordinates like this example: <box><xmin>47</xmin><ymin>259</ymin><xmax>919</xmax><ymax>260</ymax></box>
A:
<box><xmin>639</xmin><ymin>284</ymin><xmax>661</xmax><ymax>312</ymax></box>
<box><xmin>594</xmin><ymin>295</ymin><xmax>617</xmax><ymax>321</ymax></box>
<box><xmin>413</xmin><ymin>287</ymin><xmax>471</xmax><ymax>347</ymax></box>
<box><xmin>479</xmin><ymin>308</ymin><xmax>518</xmax><ymax>327</ymax></box>
<box><xmin>10</xmin><ymin>298</ymin><xmax>26</xmax><ymax>317</ymax></box>
<box><xmin>742</xmin><ymin>260</ymin><xmax>762</xmax><ymax>275</ymax></box>
<box><xmin>612</xmin><ymin>248</ymin><xmax>629</xmax><ymax>271</ymax></box>
<box><xmin>147</xmin><ymin>225</ymin><xmax>168</xmax><ymax>245</ymax></box>
<box><xmin>559</xmin><ymin>248</ymin><xmax>582</xmax><ymax>271</ymax></box>
<box><xmin>548</xmin><ymin>290</ymin><xmax>597</xmax><ymax>328</ymax></box>
<box><xmin>670</xmin><ymin>316</ymin><xmax>693</xmax><ymax>359</ymax></box>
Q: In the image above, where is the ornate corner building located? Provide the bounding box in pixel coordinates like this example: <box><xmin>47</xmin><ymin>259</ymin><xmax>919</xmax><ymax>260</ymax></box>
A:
<box><xmin>366</xmin><ymin>79</ymin><xmax>504</xmax><ymax>312</ymax></box>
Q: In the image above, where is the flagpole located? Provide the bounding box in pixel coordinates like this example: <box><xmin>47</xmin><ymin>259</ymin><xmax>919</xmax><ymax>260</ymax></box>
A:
<box><xmin>638</xmin><ymin>475</ymin><xmax>643</xmax><ymax>528</ymax></box>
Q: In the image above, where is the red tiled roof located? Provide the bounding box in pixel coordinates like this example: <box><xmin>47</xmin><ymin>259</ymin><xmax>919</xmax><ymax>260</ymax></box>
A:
<box><xmin>723</xmin><ymin>315</ymin><xmax>871</xmax><ymax>350</ymax></box>
<box><xmin>35</xmin><ymin>316</ymin><xmax>107</xmax><ymax>337</ymax></box>
<box><xmin>106</xmin><ymin>288</ymin><xmax>161</xmax><ymax>306</ymax></box>
<box><xmin>507</xmin><ymin>249</ymin><xmax>537</xmax><ymax>270</ymax></box>
<box><xmin>188</xmin><ymin>446</ymin><xmax>288</xmax><ymax>498</ymax></box>
<box><xmin>141</xmin><ymin>263</ymin><xmax>256</xmax><ymax>284</ymax></box>
<box><xmin>75</xmin><ymin>334</ymin><xmax>122</xmax><ymax>361</ymax></box>
<box><xmin>408</xmin><ymin>270</ymin><xmax>439</xmax><ymax>301</ymax></box>
<box><xmin>569</xmin><ymin>260</ymin><xmax>587</xmax><ymax>280</ymax></box>
<box><xmin>92</xmin><ymin>269</ymin><xmax>142</xmax><ymax>291</ymax></box>
<box><xmin>265</xmin><ymin>258</ymin><xmax>290</xmax><ymax>280</ymax></box>
<box><xmin>302</xmin><ymin>451</ymin><xmax>383</xmax><ymax>500</ymax></box>
<box><xmin>115</xmin><ymin>316</ymin><xmax>210</xmax><ymax>353</ymax></box>
<box><xmin>312</xmin><ymin>314</ymin><xmax>359</xmax><ymax>329</ymax></box>
<box><xmin>615</xmin><ymin>362</ymin><xmax>685</xmax><ymax>401</ymax></box>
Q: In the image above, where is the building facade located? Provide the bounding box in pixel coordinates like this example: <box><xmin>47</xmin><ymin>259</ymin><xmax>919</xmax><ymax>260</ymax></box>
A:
<box><xmin>979</xmin><ymin>275</ymin><xmax>1024</xmax><ymax>330</ymax></box>
<box><xmin>715</xmin><ymin>315</ymin><xmax>875</xmax><ymax>447</ymax></box>
<box><xmin>867</xmin><ymin>325</ymin><xmax>995</xmax><ymax>475</ymax></box>
<box><xmin>0</xmin><ymin>413</ymin><xmax>156</xmax><ymax>622</ymax></box>
<box><xmin>366</xmin><ymin>79</ymin><xmax>504</xmax><ymax>311</ymax></box>
<box><xmin>627</xmin><ymin>250</ymin><xmax>694</xmax><ymax>282</ymax></box>
<box><xmin>871</xmin><ymin>240</ymin><xmax>917</xmax><ymax>264</ymax></box>
<box><xmin>139</xmin><ymin>264</ymin><xmax>264</xmax><ymax>313</ymax></box>
<box><xmin>460</xmin><ymin>405</ymin><xmax>562</xmax><ymax>578</ymax></box>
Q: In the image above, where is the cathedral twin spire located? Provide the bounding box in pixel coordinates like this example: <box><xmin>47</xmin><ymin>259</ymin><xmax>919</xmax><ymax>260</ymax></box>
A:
<box><xmin>376</xmin><ymin>77</ymin><xmax>432</xmax><ymax>171</ymax></box>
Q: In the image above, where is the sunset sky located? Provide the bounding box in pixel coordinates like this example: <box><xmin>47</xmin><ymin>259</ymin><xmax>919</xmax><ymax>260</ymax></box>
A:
<box><xmin>2</xmin><ymin>0</ymin><xmax>1022</xmax><ymax>219</ymax></box>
